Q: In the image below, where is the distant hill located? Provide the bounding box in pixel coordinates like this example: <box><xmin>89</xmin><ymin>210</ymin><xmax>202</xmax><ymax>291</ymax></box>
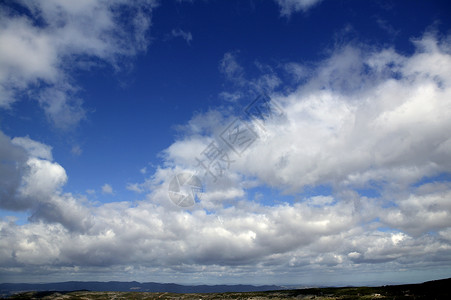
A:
<box><xmin>0</xmin><ymin>281</ymin><xmax>283</xmax><ymax>296</ymax></box>
<box><xmin>2</xmin><ymin>278</ymin><xmax>451</xmax><ymax>299</ymax></box>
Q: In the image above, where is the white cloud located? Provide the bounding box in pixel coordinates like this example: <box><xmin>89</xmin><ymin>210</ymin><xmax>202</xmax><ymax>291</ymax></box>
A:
<box><xmin>376</xmin><ymin>18</ymin><xmax>400</xmax><ymax>37</ymax></box>
<box><xmin>171</xmin><ymin>29</ymin><xmax>193</xmax><ymax>44</ymax></box>
<box><xmin>283</xmin><ymin>62</ymin><xmax>310</xmax><ymax>83</ymax></box>
<box><xmin>381</xmin><ymin>184</ymin><xmax>451</xmax><ymax>236</ymax></box>
<box><xmin>1</xmin><ymin>32</ymin><xmax>451</xmax><ymax>284</ymax></box>
<box><xmin>1</xmin><ymin>131</ymin><xmax>91</xmax><ymax>232</ymax></box>
<box><xmin>0</xmin><ymin>192</ymin><xmax>448</xmax><ymax>283</ymax></box>
<box><xmin>148</xmin><ymin>31</ymin><xmax>451</xmax><ymax>215</ymax></box>
<box><xmin>101</xmin><ymin>184</ymin><xmax>114</xmax><ymax>195</ymax></box>
<box><xmin>275</xmin><ymin>0</ymin><xmax>323</xmax><ymax>16</ymax></box>
<box><xmin>20</xmin><ymin>158</ymin><xmax>67</xmax><ymax>201</ymax></box>
<box><xmin>1</xmin><ymin>132</ymin><xmax>68</xmax><ymax>211</ymax></box>
<box><xmin>130</xmin><ymin>31</ymin><xmax>450</xmax><ymax>279</ymax></box>
<box><xmin>219</xmin><ymin>35</ymin><xmax>451</xmax><ymax>194</ymax></box>
<box><xmin>218</xmin><ymin>52</ymin><xmax>282</xmax><ymax>100</ymax></box>
<box><xmin>37</xmin><ymin>86</ymin><xmax>86</xmax><ymax>130</ymax></box>
<box><xmin>219</xmin><ymin>91</ymin><xmax>242</xmax><ymax>103</ymax></box>
<box><xmin>11</xmin><ymin>136</ymin><xmax>53</xmax><ymax>161</ymax></box>
<box><xmin>0</xmin><ymin>0</ymin><xmax>156</xmax><ymax>129</ymax></box>
<box><xmin>307</xmin><ymin>195</ymin><xmax>335</xmax><ymax>206</ymax></box>
<box><xmin>71</xmin><ymin>145</ymin><xmax>82</xmax><ymax>156</ymax></box>
<box><xmin>219</xmin><ymin>52</ymin><xmax>245</xmax><ymax>84</ymax></box>
<box><xmin>126</xmin><ymin>183</ymin><xmax>144</xmax><ymax>193</ymax></box>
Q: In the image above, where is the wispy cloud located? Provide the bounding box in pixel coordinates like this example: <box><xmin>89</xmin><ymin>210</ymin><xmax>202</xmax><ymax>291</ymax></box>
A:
<box><xmin>219</xmin><ymin>52</ymin><xmax>245</xmax><ymax>83</ymax></box>
<box><xmin>101</xmin><ymin>184</ymin><xmax>114</xmax><ymax>195</ymax></box>
<box><xmin>376</xmin><ymin>18</ymin><xmax>400</xmax><ymax>37</ymax></box>
<box><xmin>275</xmin><ymin>0</ymin><xmax>324</xmax><ymax>16</ymax></box>
<box><xmin>219</xmin><ymin>52</ymin><xmax>281</xmax><ymax>95</ymax></box>
<box><xmin>127</xmin><ymin>183</ymin><xmax>144</xmax><ymax>193</ymax></box>
<box><xmin>0</xmin><ymin>0</ymin><xmax>156</xmax><ymax>129</ymax></box>
<box><xmin>171</xmin><ymin>28</ymin><xmax>193</xmax><ymax>44</ymax></box>
<box><xmin>71</xmin><ymin>145</ymin><xmax>83</xmax><ymax>156</ymax></box>
<box><xmin>140</xmin><ymin>167</ymin><xmax>148</xmax><ymax>175</ymax></box>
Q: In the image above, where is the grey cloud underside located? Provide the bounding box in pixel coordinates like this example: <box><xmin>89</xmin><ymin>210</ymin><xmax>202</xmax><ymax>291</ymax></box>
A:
<box><xmin>0</xmin><ymin>132</ymin><xmax>28</xmax><ymax>211</ymax></box>
<box><xmin>0</xmin><ymin>2</ymin><xmax>450</xmax><ymax>282</ymax></box>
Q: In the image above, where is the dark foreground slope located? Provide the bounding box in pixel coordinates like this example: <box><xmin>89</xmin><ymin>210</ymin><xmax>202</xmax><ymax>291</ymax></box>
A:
<box><xmin>2</xmin><ymin>278</ymin><xmax>450</xmax><ymax>299</ymax></box>
<box><xmin>0</xmin><ymin>282</ymin><xmax>281</xmax><ymax>297</ymax></box>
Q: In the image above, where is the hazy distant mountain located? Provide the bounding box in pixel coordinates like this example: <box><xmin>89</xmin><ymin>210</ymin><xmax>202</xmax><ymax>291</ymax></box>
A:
<box><xmin>0</xmin><ymin>281</ymin><xmax>283</xmax><ymax>296</ymax></box>
<box><xmin>2</xmin><ymin>278</ymin><xmax>451</xmax><ymax>299</ymax></box>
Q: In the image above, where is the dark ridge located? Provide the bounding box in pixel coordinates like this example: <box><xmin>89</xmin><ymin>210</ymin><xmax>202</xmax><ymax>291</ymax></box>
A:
<box><xmin>1</xmin><ymin>278</ymin><xmax>450</xmax><ymax>299</ymax></box>
<box><xmin>0</xmin><ymin>281</ymin><xmax>282</xmax><ymax>296</ymax></box>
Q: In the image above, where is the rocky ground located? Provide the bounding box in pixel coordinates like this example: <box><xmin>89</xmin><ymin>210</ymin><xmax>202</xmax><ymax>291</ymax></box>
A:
<box><xmin>3</xmin><ymin>286</ymin><xmax>449</xmax><ymax>300</ymax></box>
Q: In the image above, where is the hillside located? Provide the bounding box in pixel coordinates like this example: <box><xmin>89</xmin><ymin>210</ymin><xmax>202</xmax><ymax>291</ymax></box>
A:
<box><xmin>2</xmin><ymin>278</ymin><xmax>450</xmax><ymax>299</ymax></box>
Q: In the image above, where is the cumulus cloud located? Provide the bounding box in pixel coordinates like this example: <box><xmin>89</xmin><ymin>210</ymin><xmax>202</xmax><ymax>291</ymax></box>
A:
<box><xmin>19</xmin><ymin>158</ymin><xmax>67</xmax><ymax>202</ymax></box>
<box><xmin>381</xmin><ymin>184</ymin><xmax>451</xmax><ymax>237</ymax></box>
<box><xmin>124</xmin><ymin>31</ymin><xmax>450</xmax><ymax>280</ymax></box>
<box><xmin>0</xmin><ymin>131</ymin><xmax>28</xmax><ymax>210</ymax></box>
<box><xmin>1</xmin><ymin>32</ymin><xmax>451</xmax><ymax>284</ymax></box>
<box><xmin>216</xmin><ymin>33</ymin><xmax>451</xmax><ymax>195</ymax></box>
<box><xmin>11</xmin><ymin>136</ymin><xmax>53</xmax><ymax>161</ymax></box>
<box><xmin>0</xmin><ymin>0</ymin><xmax>156</xmax><ymax>129</ymax></box>
<box><xmin>0</xmin><ymin>131</ymin><xmax>91</xmax><ymax>231</ymax></box>
<box><xmin>0</xmin><ymin>190</ymin><xmax>448</xmax><ymax>283</ymax></box>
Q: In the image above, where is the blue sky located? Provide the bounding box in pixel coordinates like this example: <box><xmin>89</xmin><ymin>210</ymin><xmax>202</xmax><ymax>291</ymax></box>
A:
<box><xmin>1</xmin><ymin>0</ymin><xmax>451</xmax><ymax>286</ymax></box>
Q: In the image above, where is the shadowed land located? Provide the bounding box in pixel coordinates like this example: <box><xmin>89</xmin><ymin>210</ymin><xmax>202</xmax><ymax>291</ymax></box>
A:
<box><xmin>2</xmin><ymin>278</ymin><xmax>450</xmax><ymax>299</ymax></box>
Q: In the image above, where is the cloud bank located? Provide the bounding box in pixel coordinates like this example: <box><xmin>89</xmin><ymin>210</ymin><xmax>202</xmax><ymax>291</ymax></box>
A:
<box><xmin>1</xmin><ymin>31</ymin><xmax>451</xmax><ymax>284</ymax></box>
